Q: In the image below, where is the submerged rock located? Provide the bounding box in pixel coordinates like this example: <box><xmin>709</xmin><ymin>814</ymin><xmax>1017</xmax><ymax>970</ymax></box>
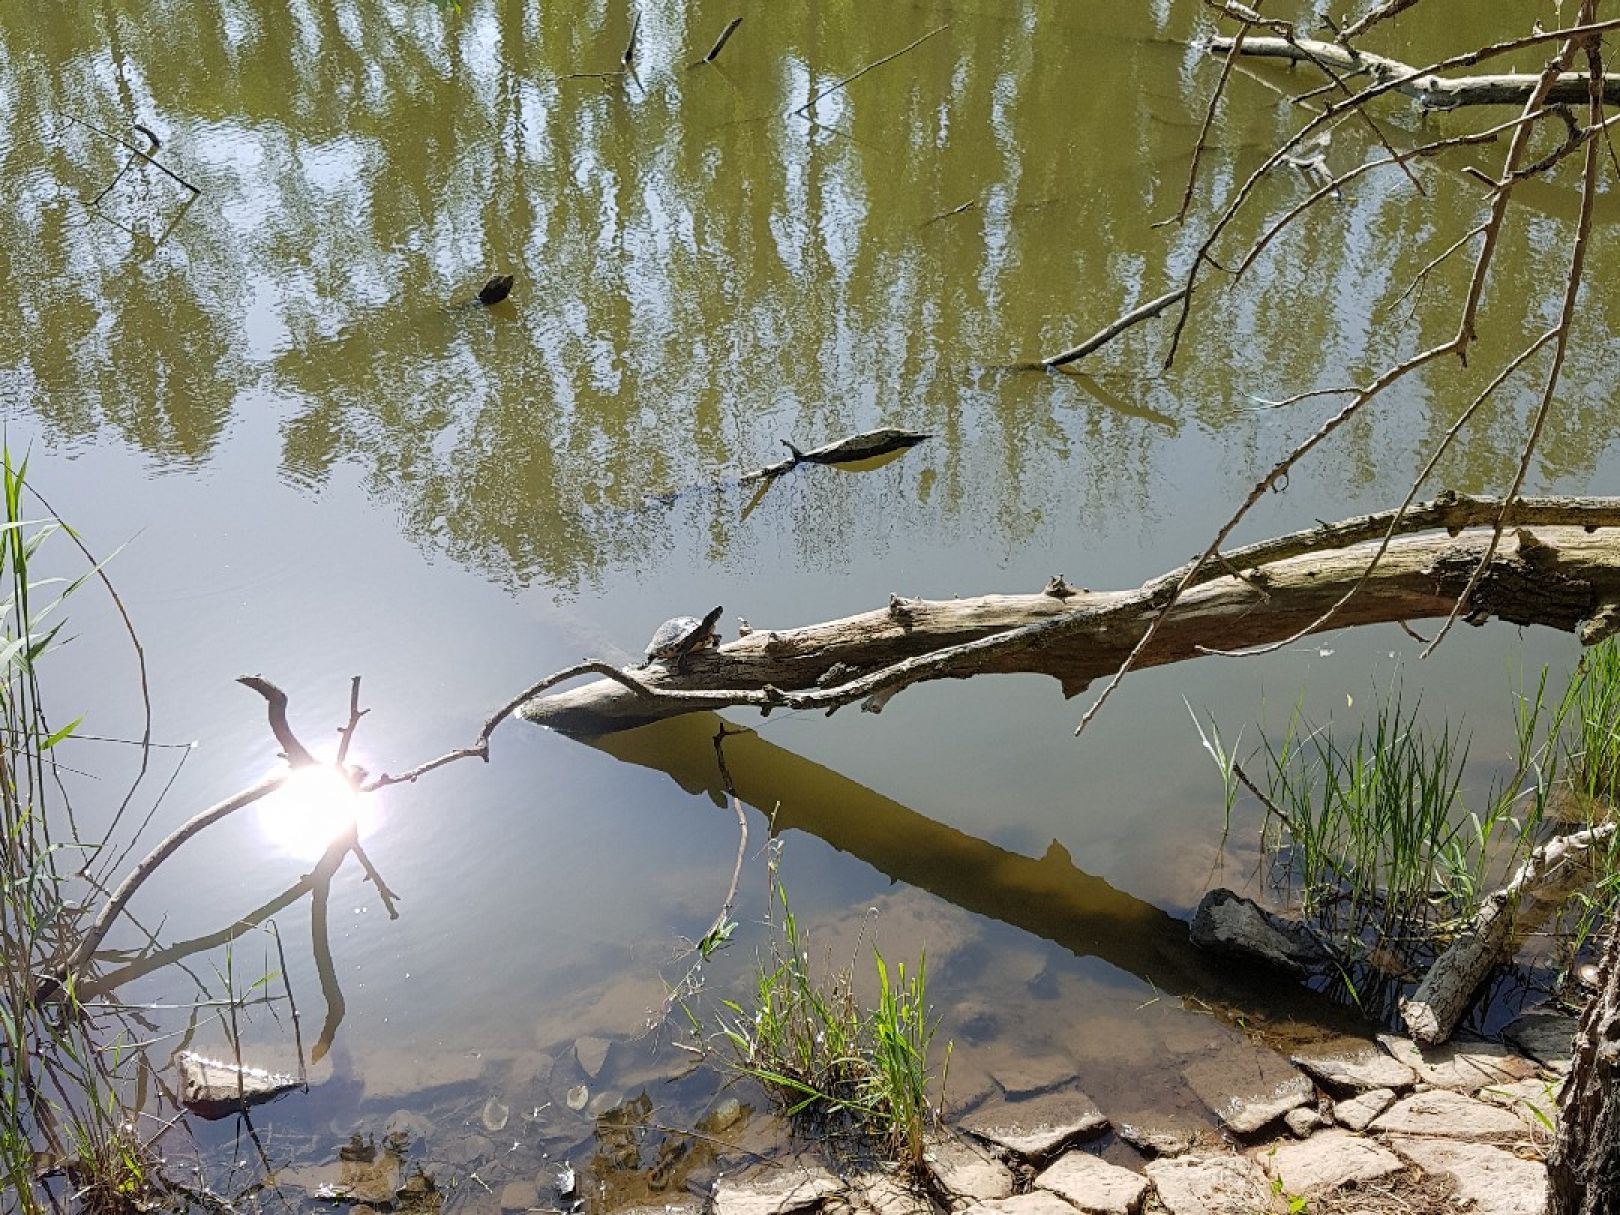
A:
<box><xmin>574</xmin><ymin>1035</ymin><xmax>612</xmax><ymax>1079</ymax></box>
<box><xmin>1184</xmin><ymin>1057</ymin><xmax>1312</xmax><ymax>1138</ymax></box>
<box><xmin>481</xmin><ymin>1095</ymin><xmax>510</xmax><ymax>1133</ymax></box>
<box><xmin>960</xmin><ymin>1089</ymin><xmax>1108</xmax><ymax>1159</ymax></box>
<box><xmin>175</xmin><ymin>1051</ymin><xmax>301</xmax><ymax>1120</ymax></box>
<box><xmin>1189</xmin><ymin>889</ymin><xmax>1326</xmax><ymax>976</ymax></box>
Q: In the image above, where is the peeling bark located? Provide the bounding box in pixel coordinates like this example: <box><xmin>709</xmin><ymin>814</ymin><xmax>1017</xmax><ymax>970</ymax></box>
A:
<box><xmin>521</xmin><ymin>504</ymin><xmax>1620</xmax><ymax>735</ymax></box>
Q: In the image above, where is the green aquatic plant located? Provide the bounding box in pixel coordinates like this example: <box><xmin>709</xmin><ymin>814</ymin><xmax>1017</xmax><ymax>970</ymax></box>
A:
<box><xmin>712</xmin><ymin>863</ymin><xmax>948</xmax><ymax>1172</ymax></box>
<box><xmin>1238</xmin><ymin>656</ymin><xmax>1620</xmax><ymax>1016</ymax></box>
<box><xmin>0</xmin><ymin>451</ymin><xmax>166</xmax><ymax>1215</ymax></box>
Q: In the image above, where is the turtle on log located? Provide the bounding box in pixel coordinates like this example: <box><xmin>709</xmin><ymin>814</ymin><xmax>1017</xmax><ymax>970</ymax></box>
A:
<box><xmin>640</xmin><ymin>605</ymin><xmax>723</xmax><ymax>673</ymax></box>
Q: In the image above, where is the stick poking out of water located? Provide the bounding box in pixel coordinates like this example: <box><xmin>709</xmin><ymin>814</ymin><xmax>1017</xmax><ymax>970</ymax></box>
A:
<box><xmin>791</xmin><ymin>25</ymin><xmax>950</xmax><ymax>118</ymax></box>
<box><xmin>700</xmin><ymin>17</ymin><xmax>743</xmax><ymax>65</ymax></box>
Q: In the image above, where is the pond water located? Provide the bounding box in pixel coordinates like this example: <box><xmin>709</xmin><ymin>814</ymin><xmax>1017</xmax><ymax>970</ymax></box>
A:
<box><xmin>4</xmin><ymin>0</ymin><xmax>1616</xmax><ymax>1202</ymax></box>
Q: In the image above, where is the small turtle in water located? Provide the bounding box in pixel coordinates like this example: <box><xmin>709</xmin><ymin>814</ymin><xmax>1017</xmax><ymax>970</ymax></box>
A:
<box><xmin>641</xmin><ymin>605</ymin><xmax>723</xmax><ymax>673</ymax></box>
<box><xmin>478</xmin><ymin>274</ymin><xmax>514</xmax><ymax>306</ymax></box>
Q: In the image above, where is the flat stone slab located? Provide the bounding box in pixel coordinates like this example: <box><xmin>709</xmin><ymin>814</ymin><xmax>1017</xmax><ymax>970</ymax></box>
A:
<box><xmin>1184</xmin><ymin>1058</ymin><xmax>1312</xmax><ymax>1137</ymax></box>
<box><xmin>922</xmin><ymin>1132</ymin><xmax>1014</xmax><ymax>1203</ymax></box>
<box><xmin>1257</xmin><ymin>1130</ymin><xmax>1403</xmax><ymax>1196</ymax></box>
<box><xmin>1477</xmin><ymin>1076</ymin><xmax>1563</xmax><ymax>1140</ymax></box>
<box><xmin>1144</xmin><ymin>1155</ymin><xmax>1281</xmax><ymax>1215</ymax></box>
<box><xmin>1035</xmin><ymin>1151</ymin><xmax>1150</xmax><ymax>1215</ymax></box>
<box><xmin>970</xmin><ymin>1194</ymin><xmax>1085</xmax><ymax>1215</ymax></box>
<box><xmin>1378</xmin><ymin>1034</ymin><xmax>1539</xmax><ymax>1092</ymax></box>
<box><xmin>961</xmin><ymin>1090</ymin><xmax>1109</xmax><ymax>1159</ymax></box>
<box><xmin>1291</xmin><ymin>1046</ymin><xmax>1415</xmax><ymax>1094</ymax></box>
<box><xmin>852</xmin><ymin>1173</ymin><xmax>934</xmax><ymax>1215</ymax></box>
<box><xmin>1502</xmin><ymin>1010</ymin><xmax>1579</xmax><ymax>1074</ymax></box>
<box><xmin>1389</xmin><ymin>1137</ymin><xmax>1548</xmax><ymax>1215</ymax></box>
<box><xmin>1332</xmin><ymin>1088</ymin><xmax>1396</xmax><ymax>1132</ymax></box>
<box><xmin>712</xmin><ymin>1165</ymin><xmax>843</xmax><ymax>1215</ymax></box>
<box><xmin>1370</xmin><ymin>1089</ymin><xmax>1527</xmax><ymax>1141</ymax></box>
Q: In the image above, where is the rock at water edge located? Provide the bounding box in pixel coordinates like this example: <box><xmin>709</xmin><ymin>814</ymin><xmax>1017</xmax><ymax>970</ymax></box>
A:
<box><xmin>1257</xmin><ymin>1130</ymin><xmax>1403</xmax><ymax>1197</ymax></box>
<box><xmin>1377</xmin><ymin>1034</ymin><xmax>1539</xmax><ymax>1092</ymax></box>
<box><xmin>1388</xmin><ymin>1137</ymin><xmax>1548</xmax><ymax>1215</ymax></box>
<box><xmin>1331</xmin><ymin>1088</ymin><xmax>1396</xmax><ymax>1132</ymax></box>
<box><xmin>1035</xmin><ymin>1151</ymin><xmax>1149</xmax><ymax>1215</ymax></box>
<box><xmin>922</xmin><ymin>1133</ymin><xmax>1014</xmax><ymax>1204</ymax></box>
<box><xmin>176</xmin><ymin>1051</ymin><xmax>301</xmax><ymax>1120</ymax></box>
<box><xmin>961</xmin><ymin>1090</ymin><xmax>1109</xmax><ymax>1160</ymax></box>
<box><xmin>1501</xmin><ymin>1010</ymin><xmax>1579</xmax><ymax>1075</ymax></box>
<box><xmin>1189</xmin><ymin>889</ymin><xmax>1325</xmax><ymax>975</ymax></box>
<box><xmin>1369</xmin><ymin>1089</ymin><xmax>1527</xmax><ymax>1142</ymax></box>
<box><xmin>1291</xmin><ymin>1046</ymin><xmax>1415</xmax><ymax>1095</ymax></box>
<box><xmin>712</xmin><ymin>1166</ymin><xmax>844</xmax><ymax>1215</ymax></box>
<box><xmin>1144</xmin><ymin>1155</ymin><xmax>1282</xmax><ymax>1215</ymax></box>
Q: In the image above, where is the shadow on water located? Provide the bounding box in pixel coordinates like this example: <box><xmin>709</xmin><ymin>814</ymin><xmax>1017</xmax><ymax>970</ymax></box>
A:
<box><xmin>590</xmin><ymin>712</ymin><xmax>1369</xmax><ymax>1043</ymax></box>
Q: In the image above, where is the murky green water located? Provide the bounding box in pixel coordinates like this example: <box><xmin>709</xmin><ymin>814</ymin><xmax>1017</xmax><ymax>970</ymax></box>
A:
<box><xmin>4</xmin><ymin>0</ymin><xmax>1615</xmax><ymax>1199</ymax></box>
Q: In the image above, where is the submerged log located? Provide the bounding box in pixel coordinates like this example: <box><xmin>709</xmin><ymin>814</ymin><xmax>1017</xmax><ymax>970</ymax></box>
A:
<box><xmin>520</xmin><ymin>495</ymin><xmax>1620</xmax><ymax>735</ymax></box>
<box><xmin>1401</xmin><ymin>822</ymin><xmax>1617</xmax><ymax>1047</ymax></box>
<box><xmin>1207</xmin><ymin>35</ymin><xmax>1620</xmax><ymax>109</ymax></box>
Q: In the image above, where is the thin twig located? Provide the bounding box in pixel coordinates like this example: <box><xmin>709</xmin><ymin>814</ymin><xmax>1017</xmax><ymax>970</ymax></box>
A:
<box><xmin>335</xmin><ymin>676</ymin><xmax>365</xmax><ymax>767</ymax></box>
<box><xmin>791</xmin><ymin>25</ymin><xmax>950</xmax><ymax>118</ymax></box>
<box><xmin>62</xmin><ymin>112</ymin><xmax>200</xmax><ymax>195</ymax></box>
<box><xmin>1041</xmin><ymin>288</ymin><xmax>1188</xmax><ymax>368</ymax></box>
<box><xmin>1425</xmin><ymin>14</ymin><xmax>1603</xmax><ymax>655</ymax></box>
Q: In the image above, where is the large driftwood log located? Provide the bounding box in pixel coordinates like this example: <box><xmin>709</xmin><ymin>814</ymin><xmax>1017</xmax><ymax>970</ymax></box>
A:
<box><xmin>1401</xmin><ymin>823</ymin><xmax>1617</xmax><ymax>1047</ymax></box>
<box><xmin>1207</xmin><ymin>35</ymin><xmax>1620</xmax><ymax>108</ymax></box>
<box><xmin>520</xmin><ymin>495</ymin><xmax>1620</xmax><ymax>735</ymax></box>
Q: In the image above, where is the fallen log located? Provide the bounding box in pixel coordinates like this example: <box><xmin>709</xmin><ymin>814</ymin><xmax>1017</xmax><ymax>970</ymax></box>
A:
<box><xmin>1207</xmin><ymin>35</ymin><xmax>1620</xmax><ymax>109</ymax></box>
<box><xmin>1401</xmin><ymin>822</ymin><xmax>1617</xmax><ymax>1047</ymax></box>
<box><xmin>519</xmin><ymin>494</ymin><xmax>1620</xmax><ymax>735</ymax></box>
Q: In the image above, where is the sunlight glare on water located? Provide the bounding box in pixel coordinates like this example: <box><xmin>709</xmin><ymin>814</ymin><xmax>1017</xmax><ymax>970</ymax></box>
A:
<box><xmin>255</xmin><ymin>764</ymin><xmax>379</xmax><ymax>861</ymax></box>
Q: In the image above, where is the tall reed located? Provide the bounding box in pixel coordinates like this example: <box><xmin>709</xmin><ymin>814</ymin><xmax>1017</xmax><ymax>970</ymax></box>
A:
<box><xmin>0</xmin><ymin>452</ymin><xmax>161</xmax><ymax>1215</ymax></box>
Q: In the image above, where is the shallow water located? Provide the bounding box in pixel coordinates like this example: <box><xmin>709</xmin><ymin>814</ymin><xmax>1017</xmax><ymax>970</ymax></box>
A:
<box><xmin>4</xmin><ymin>0</ymin><xmax>1616</xmax><ymax>1202</ymax></box>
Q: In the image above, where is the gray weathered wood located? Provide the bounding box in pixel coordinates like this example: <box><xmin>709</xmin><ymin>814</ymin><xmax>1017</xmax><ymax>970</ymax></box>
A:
<box><xmin>521</xmin><ymin>506</ymin><xmax>1620</xmax><ymax>735</ymax></box>
<box><xmin>1207</xmin><ymin>35</ymin><xmax>1620</xmax><ymax>108</ymax></box>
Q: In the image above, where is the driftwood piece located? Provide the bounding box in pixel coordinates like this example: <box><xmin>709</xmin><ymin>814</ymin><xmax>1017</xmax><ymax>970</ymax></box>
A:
<box><xmin>1401</xmin><ymin>822</ymin><xmax>1617</xmax><ymax>1047</ymax></box>
<box><xmin>521</xmin><ymin>496</ymin><xmax>1620</xmax><ymax>735</ymax></box>
<box><xmin>740</xmin><ymin>427</ymin><xmax>931</xmax><ymax>482</ymax></box>
<box><xmin>1207</xmin><ymin>35</ymin><xmax>1620</xmax><ymax>109</ymax></box>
